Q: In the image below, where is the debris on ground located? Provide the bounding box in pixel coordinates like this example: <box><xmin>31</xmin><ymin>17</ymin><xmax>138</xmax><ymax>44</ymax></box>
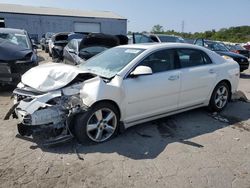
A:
<box><xmin>209</xmin><ymin>112</ymin><xmax>230</xmax><ymax>123</ymax></box>
<box><xmin>232</xmin><ymin>90</ymin><xmax>250</xmax><ymax>103</ymax></box>
<box><xmin>233</xmin><ymin>137</ymin><xmax>240</xmax><ymax>141</ymax></box>
<box><xmin>74</xmin><ymin>144</ymin><xmax>84</xmax><ymax>161</ymax></box>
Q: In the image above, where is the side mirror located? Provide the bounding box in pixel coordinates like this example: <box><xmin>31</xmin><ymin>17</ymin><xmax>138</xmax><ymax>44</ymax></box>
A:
<box><xmin>68</xmin><ymin>49</ymin><xmax>77</xmax><ymax>54</ymax></box>
<box><xmin>32</xmin><ymin>44</ymin><xmax>38</xmax><ymax>49</ymax></box>
<box><xmin>130</xmin><ymin>66</ymin><xmax>152</xmax><ymax>77</ymax></box>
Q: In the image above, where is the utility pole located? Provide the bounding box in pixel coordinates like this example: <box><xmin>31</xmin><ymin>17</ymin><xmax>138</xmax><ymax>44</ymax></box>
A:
<box><xmin>181</xmin><ymin>20</ymin><xmax>185</xmax><ymax>33</ymax></box>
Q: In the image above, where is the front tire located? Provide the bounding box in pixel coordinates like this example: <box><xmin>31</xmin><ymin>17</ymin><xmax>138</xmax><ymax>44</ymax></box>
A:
<box><xmin>74</xmin><ymin>102</ymin><xmax>120</xmax><ymax>144</ymax></box>
<box><xmin>209</xmin><ymin>82</ymin><xmax>229</xmax><ymax>112</ymax></box>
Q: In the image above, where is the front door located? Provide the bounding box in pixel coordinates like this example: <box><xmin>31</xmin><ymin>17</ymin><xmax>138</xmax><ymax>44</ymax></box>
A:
<box><xmin>123</xmin><ymin>49</ymin><xmax>181</xmax><ymax>123</ymax></box>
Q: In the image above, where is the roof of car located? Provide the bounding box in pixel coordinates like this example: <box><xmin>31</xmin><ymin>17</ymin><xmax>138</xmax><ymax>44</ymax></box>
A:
<box><xmin>153</xmin><ymin>34</ymin><xmax>180</xmax><ymax>37</ymax></box>
<box><xmin>0</xmin><ymin>28</ymin><xmax>26</xmax><ymax>34</ymax></box>
<box><xmin>118</xmin><ymin>43</ymin><xmax>204</xmax><ymax>50</ymax></box>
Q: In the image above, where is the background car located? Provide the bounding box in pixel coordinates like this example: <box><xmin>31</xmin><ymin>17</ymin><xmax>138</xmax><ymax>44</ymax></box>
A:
<box><xmin>48</xmin><ymin>33</ymin><xmax>56</xmax><ymax>57</ymax></box>
<box><xmin>0</xmin><ymin>28</ymin><xmax>38</xmax><ymax>86</ymax></box>
<box><xmin>132</xmin><ymin>33</ymin><xmax>186</xmax><ymax>44</ymax></box>
<box><xmin>243</xmin><ymin>43</ymin><xmax>250</xmax><ymax>51</ymax></box>
<box><xmin>40</xmin><ymin>34</ymin><xmax>45</xmax><ymax>50</ymax></box>
<box><xmin>7</xmin><ymin>43</ymin><xmax>239</xmax><ymax>144</ymax></box>
<box><xmin>227</xmin><ymin>44</ymin><xmax>249</xmax><ymax>58</ymax></box>
<box><xmin>194</xmin><ymin>39</ymin><xmax>249</xmax><ymax>72</ymax></box>
<box><xmin>40</xmin><ymin>32</ymin><xmax>54</xmax><ymax>52</ymax></box>
<box><xmin>51</xmin><ymin>32</ymin><xmax>84</xmax><ymax>62</ymax></box>
<box><xmin>63</xmin><ymin>33</ymin><xmax>125</xmax><ymax>65</ymax></box>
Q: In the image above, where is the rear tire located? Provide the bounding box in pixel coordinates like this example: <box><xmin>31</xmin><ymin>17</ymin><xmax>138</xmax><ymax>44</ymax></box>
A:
<box><xmin>208</xmin><ymin>82</ymin><xmax>229</xmax><ymax>112</ymax></box>
<box><xmin>74</xmin><ymin>102</ymin><xmax>120</xmax><ymax>144</ymax></box>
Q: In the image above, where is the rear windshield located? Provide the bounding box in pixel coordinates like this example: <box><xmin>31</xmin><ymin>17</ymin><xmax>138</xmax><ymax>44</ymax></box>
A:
<box><xmin>158</xmin><ymin>36</ymin><xmax>185</xmax><ymax>43</ymax></box>
<box><xmin>230</xmin><ymin>45</ymin><xmax>246</xmax><ymax>50</ymax></box>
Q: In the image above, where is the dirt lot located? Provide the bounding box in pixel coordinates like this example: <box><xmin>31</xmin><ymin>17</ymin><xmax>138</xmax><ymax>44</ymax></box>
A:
<box><xmin>0</xmin><ymin>50</ymin><xmax>250</xmax><ymax>188</ymax></box>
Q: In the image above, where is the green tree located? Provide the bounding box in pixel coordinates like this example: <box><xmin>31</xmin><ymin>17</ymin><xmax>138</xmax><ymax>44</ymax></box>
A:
<box><xmin>151</xmin><ymin>24</ymin><xmax>164</xmax><ymax>33</ymax></box>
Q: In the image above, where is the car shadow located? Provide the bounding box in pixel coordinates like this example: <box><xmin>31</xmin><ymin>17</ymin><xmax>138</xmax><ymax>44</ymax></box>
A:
<box><xmin>26</xmin><ymin>100</ymin><xmax>250</xmax><ymax>160</ymax></box>
<box><xmin>240</xmin><ymin>72</ymin><xmax>250</xmax><ymax>79</ymax></box>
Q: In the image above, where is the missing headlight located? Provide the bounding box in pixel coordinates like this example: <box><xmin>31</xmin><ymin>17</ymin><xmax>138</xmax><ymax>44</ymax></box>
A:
<box><xmin>65</xmin><ymin>95</ymin><xmax>83</xmax><ymax>109</ymax></box>
<box><xmin>47</xmin><ymin>95</ymin><xmax>83</xmax><ymax>110</ymax></box>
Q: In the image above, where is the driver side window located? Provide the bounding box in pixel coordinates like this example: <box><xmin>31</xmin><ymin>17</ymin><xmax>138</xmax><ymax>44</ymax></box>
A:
<box><xmin>140</xmin><ymin>49</ymin><xmax>175</xmax><ymax>73</ymax></box>
<box><xmin>67</xmin><ymin>40</ymin><xmax>76</xmax><ymax>50</ymax></box>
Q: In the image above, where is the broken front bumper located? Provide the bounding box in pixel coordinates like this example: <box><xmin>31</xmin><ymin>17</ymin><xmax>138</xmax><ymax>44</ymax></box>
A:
<box><xmin>15</xmin><ymin>106</ymin><xmax>66</xmax><ymax>126</ymax></box>
<box><xmin>4</xmin><ymin>88</ymin><xmax>74</xmax><ymax>143</ymax></box>
<box><xmin>5</xmin><ymin>84</ymin><xmax>89</xmax><ymax>145</ymax></box>
<box><xmin>6</xmin><ymin>102</ymin><xmax>76</xmax><ymax>146</ymax></box>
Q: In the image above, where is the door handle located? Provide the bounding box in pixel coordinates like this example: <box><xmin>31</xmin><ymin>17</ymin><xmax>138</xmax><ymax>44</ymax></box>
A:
<box><xmin>209</xmin><ymin>69</ymin><xmax>215</xmax><ymax>74</ymax></box>
<box><xmin>168</xmin><ymin>75</ymin><xmax>179</xmax><ymax>81</ymax></box>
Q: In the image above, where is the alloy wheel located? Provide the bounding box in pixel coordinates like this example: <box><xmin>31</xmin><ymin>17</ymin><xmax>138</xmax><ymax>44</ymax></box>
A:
<box><xmin>86</xmin><ymin>108</ymin><xmax>117</xmax><ymax>142</ymax></box>
<box><xmin>214</xmin><ymin>85</ymin><xmax>228</xmax><ymax>109</ymax></box>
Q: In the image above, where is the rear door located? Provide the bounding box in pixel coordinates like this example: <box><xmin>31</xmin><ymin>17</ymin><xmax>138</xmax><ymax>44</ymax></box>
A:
<box><xmin>176</xmin><ymin>48</ymin><xmax>217</xmax><ymax>108</ymax></box>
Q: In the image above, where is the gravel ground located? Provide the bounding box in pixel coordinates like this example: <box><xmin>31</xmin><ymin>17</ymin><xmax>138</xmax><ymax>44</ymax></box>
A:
<box><xmin>0</xmin><ymin>50</ymin><xmax>250</xmax><ymax>188</ymax></box>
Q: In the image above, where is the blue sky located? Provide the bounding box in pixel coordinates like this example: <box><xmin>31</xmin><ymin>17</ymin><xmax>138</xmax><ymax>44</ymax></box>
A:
<box><xmin>1</xmin><ymin>0</ymin><xmax>250</xmax><ymax>33</ymax></box>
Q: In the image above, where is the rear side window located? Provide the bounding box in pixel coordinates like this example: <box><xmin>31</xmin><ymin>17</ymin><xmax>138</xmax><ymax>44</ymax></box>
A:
<box><xmin>67</xmin><ymin>40</ymin><xmax>75</xmax><ymax>50</ymax></box>
<box><xmin>134</xmin><ymin>34</ymin><xmax>154</xmax><ymax>43</ymax></box>
<box><xmin>194</xmin><ymin>39</ymin><xmax>203</xmax><ymax>46</ymax></box>
<box><xmin>140</xmin><ymin>49</ymin><xmax>176</xmax><ymax>73</ymax></box>
<box><xmin>176</xmin><ymin>49</ymin><xmax>212</xmax><ymax>68</ymax></box>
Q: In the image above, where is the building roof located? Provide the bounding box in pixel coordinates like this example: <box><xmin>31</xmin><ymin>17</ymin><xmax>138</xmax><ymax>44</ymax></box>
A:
<box><xmin>0</xmin><ymin>3</ymin><xmax>126</xmax><ymax>20</ymax></box>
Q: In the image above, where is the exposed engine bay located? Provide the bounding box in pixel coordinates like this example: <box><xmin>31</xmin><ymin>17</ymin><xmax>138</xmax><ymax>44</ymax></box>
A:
<box><xmin>5</xmin><ymin>73</ymin><xmax>96</xmax><ymax>145</ymax></box>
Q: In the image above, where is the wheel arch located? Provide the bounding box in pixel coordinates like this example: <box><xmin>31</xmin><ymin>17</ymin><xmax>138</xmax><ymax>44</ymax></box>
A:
<box><xmin>90</xmin><ymin>99</ymin><xmax>121</xmax><ymax>119</ymax></box>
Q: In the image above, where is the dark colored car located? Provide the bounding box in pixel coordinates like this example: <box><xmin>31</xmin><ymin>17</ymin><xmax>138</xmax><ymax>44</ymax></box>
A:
<box><xmin>194</xmin><ymin>39</ymin><xmax>249</xmax><ymax>72</ymax></box>
<box><xmin>227</xmin><ymin>44</ymin><xmax>249</xmax><ymax>58</ymax></box>
<box><xmin>132</xmin><ymin>33</ymin><xmax>186</xmax><ymax>44</ymax></box>
<box><xmin>40</xmin><ymin>32</ymin><xmax>54</xmax><ymax>52</ymax></box>
<box><xmin>63</xmin><ymin>33</ymin><xmax>125</xmax><ymax>65</ymax></box>
<box><xmin>243</xmin><ymin>44</ymin><xmax>250</xmax><ymax>51</ymax></box>
<box><xmin>0</xmin><ymin>28</ymin><xmax>38</xmax><ymax>86</ymax></box>
<box><xmin>51</xmin><ymin>32</ymin><xmax>84</xmax><ymax>62</ymax></box>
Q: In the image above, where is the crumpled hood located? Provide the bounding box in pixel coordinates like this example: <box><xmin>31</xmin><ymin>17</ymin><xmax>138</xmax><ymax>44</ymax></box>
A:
<box><xmin>0</xmin><ymin>39</ymin><xmax>32</xmax><ymax>61</ymax></box>
<box><xmin>21</xmin><ymin>63</ymin><xmax>89</xmax><ymax>92</ymax></box>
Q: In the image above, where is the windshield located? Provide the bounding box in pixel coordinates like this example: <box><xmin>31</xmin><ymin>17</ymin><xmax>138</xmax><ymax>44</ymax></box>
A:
<box><xmin>158</xmin><ymin>36</ymin><xmax>185</xmax><ymax>43</ymax></box>
<box><xmin>0</xmin><ymin>33</ymin><xmax>30</xmax><ymax>49</ymax></box>
<box><xmin>204</xmin><ymin>41</ymin><xmax>229</xmax><ymax>52</ymax></box>
<box><xmin>79</xmin><ymin>47</ymin><xmax>145</xmax><ymax>79</ymax></box>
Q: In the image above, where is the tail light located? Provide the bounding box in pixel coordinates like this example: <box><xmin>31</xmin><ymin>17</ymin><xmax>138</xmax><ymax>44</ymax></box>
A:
<box><xmin>232</xmin><ymin>50</ymin><xmax>240</xmax><ymax>54</ymax></box>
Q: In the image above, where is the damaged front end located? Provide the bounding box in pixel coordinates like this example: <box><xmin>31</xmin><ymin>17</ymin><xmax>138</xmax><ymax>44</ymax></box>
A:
<box><xmin>5</xmin><ymin>82</ymin><xmax>87</xmax><ymax>145</ymax></box>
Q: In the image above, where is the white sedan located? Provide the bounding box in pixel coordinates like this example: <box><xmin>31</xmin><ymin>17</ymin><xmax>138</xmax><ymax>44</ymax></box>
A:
<box><xmin>5</xmin><ymin>43</ymin><xmax>239</xmax><ymax>144</ymax></box>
